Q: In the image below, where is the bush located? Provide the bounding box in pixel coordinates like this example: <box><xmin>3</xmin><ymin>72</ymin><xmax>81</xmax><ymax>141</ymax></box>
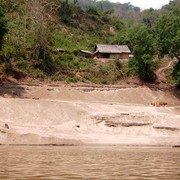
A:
<box><xmin>172</xmin><ymin>61</ymin><xmax>180</xmax><ymax>86</ymax></box>
<box><xmin>138</xmin><ymin>57</ymin><xmax>156</xmax><ymax>82</ymax></box>
<box><xmin>2</xmin><ymin>62</ymin><xmax>12</xmax><ymax>73</ymax></box>
<box><xmin>2</xmin><ymin>45</ymin><xmax>16</xmax><ymax>61</ymax></box>
<box><xmin>66</xmin><ymin>77</ymin><xmax>79</xmax><ymax>83</ymax></box>
<box><xmin>16</xmin><ymin>58</ymin><xmax>28</xmax><ymax>69</ymax></box>
<box><xmin>87</xmin><ymin>6</ymin><xmax>99</xmax><ymax>16</ymax></box>
<box><xmin>110</xmin><ymin>18</ymin><xmax>125</xmax><ymax>31</ymax></box>
<box><xmin>51</xmin><ymin>76</ymin><xmax>63</xmax><ymax>81</ymax></box>
<box><xmin>83</xmin><ymin>59</ymin><xmax>123</xmax><ymax>84</ymax></box>
<box><xmin>27</xmin><ymin>67</ymin><xmax>46</xmax><ymax>79</ymax></box>
<box><xmin>129</xmin><ymin>56</ymin><xmax>156</xmax><ymax>82</ymax></box>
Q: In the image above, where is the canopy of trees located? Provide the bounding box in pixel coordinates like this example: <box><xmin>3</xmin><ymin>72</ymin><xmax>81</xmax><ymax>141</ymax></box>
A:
<box><xmin>0</xmin><ymin>0</ymin><xmax>179</xmax><ymax>85</ymax></box>
<box><xmin>155</xmin><ymin>7</ymin><xmax>180</xmax><ymax>61</ymax></box>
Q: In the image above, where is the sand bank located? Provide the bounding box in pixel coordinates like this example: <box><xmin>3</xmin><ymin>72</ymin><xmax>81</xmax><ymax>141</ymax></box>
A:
<box><xmin>0</xmin><ymin>86</ymin><xmax>180</xmax><ymax>146</ymax></box>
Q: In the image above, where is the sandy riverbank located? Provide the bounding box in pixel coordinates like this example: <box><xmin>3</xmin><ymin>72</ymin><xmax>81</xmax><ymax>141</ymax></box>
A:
<box><xmin>0</xmin><ymin>85</ymin><xmax>180</xmax><ymax>146</ymax></box>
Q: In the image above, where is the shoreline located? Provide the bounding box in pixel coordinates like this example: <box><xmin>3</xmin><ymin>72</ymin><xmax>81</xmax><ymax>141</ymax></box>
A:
<box><xmin>0</xmin><ymin>143</ymin><xmax>179</xmax><ymax>148</ymax></box>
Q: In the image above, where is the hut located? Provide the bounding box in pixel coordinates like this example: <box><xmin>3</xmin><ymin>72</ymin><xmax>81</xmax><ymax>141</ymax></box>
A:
<box><xmin>80</xmin><ymin>50</ymin><xmax>92</xmax><ymax>58</ymax></box>
<box><xmin>52</xmin><ymin>48</ymin><xmax>65</xmax><ymax>54</ymax></box>
<box><xmin>94</xmin><ymin>44</ymin><xmax>131</xmax><ymax>60</ymax></box>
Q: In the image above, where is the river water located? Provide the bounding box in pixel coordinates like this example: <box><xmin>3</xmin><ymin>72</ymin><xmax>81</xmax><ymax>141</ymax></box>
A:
<box><xmin>0</xmin><ymin>146</ymin><xmax>180</xmax><ymax>180</ymax></box>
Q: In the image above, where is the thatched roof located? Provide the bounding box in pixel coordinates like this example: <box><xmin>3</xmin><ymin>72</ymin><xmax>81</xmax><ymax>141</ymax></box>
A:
<box><xmin>54</xmin><ymin>48</ymin><xmax>65</xmax><ymax>52</ymax></box>
<box><xmin>94</xmin><ymin>44</ymin><xmax>131</xmax><ymax>54</ymax></box>
<box><xmin>80</xmin><ymin>50</ymin><xmax>92</xmax><ymax>55</ymax></box>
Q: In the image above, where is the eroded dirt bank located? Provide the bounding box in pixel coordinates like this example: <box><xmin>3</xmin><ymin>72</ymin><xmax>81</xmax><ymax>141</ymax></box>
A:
<box><xmin>0</xmin><ymin>85</ymin><xmax>180</xmax><ymax>146</ymax></box>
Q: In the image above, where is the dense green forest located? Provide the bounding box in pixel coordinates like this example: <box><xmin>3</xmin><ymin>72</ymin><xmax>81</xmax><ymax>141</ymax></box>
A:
<box><xmin>0</xmin><ymin>0</ymin><xmax>179</xmax><ymax>85</ymax></box>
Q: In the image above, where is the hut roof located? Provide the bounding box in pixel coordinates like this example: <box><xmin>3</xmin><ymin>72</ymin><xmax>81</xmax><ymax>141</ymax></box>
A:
<box><xmin>94</xmin><ymin>44</ymin><xmax>131</xmax><ymax>54</ymax></box>
<box><xmin>55</xmin><ymin>48</ymin><xmax>65</xmax><ymax>52</ymax></box>
<box><xmin>80</xmin><ymin>50</ymin><xmax>92</xmax><ymax>55</ymax></box>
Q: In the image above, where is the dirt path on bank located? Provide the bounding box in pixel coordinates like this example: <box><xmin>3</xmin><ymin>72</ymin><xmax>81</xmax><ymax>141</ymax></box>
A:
<box><xmin>156</xmin><ymin>60</ymin><xmax>176</xmax><ymax>82</ymax></box>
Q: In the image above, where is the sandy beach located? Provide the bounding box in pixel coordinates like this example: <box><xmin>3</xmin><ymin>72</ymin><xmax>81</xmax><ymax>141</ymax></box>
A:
<box><xmin>0</xmin><ymin>84</ymin><xmax>180</xmax><ymax>146</ymax></box>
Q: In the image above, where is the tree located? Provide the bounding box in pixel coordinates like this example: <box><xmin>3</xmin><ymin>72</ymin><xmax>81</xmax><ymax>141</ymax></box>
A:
<box><xmin>141</xmin><ymin>8</ymin><xmax>159</xmax><ymax>28</ymax></box>
<box><xmin>15</xmin><ymin>0</ymin><xmax>60</xmax><ymax>74</ymax></box>
<box><xmin>59</xmin><ymin>1</ymin><xmax>72</xmax><ymax>24</ymax></box>
<box><xmin>24</xmin><ymin>0</ymin><xmax>58</xmax><ymax>61</ymax></box>
<box><xmin>155</xmin><ymin>7</ymin><xmax>180</xmax><ymax>61</ymax></box>
<box><xmin>155</xmin><ymin>7</ymin><xmax>180</xmax><ymax>86</ymax></box>
<box><xmin>172</xmin><ymin>62</ymin><xmax>180</xmax><ymax>86</ymax></box>
<box><xmin>0</xmin><ymin>3</ymin><xmax>7</xmax><ymax>50</ymax></box>
<box><xmin>128</xmin><ymin>25</ymin><xmax>156</xmax><ymax>82</ymax></box>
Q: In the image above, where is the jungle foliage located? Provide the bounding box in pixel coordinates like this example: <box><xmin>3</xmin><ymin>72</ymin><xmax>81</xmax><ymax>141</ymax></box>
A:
<box><xmin>0</xmin><ymin>0</ymin><xmax>179</xmax><ymax>85</ymax></box>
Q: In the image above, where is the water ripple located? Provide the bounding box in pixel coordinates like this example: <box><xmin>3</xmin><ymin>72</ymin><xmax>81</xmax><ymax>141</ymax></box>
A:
<box><xmin>0</xmin><ymin>146</ymin><xmax>180</xmax><ymax>180</ymax></box>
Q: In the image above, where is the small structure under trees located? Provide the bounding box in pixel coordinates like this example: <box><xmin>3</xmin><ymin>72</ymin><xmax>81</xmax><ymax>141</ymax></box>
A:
<box><xmin>80</xmin><ymin>50</ymin><xmax>92</xmax><ymax>58</ymax></box>
<box><xmin>94</xmin><ymin>44</ymin><xmax>131</xmax><ymax>60</ymax></box>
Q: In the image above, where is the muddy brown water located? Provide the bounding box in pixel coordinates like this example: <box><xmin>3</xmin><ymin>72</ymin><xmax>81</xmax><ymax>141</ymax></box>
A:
<box><xmin>0</xmin><ymin>146</ymin><xmax>180</xmax><ymax>180</ymax></box>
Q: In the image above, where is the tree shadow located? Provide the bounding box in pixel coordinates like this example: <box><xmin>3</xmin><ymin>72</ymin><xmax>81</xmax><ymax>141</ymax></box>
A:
<box><xmin>172</xmin><ymin>87</ymin><xmax>180</xmax><ymax>100</ymax></box>
<box><xmin>0</xmin><ymin>82</ymin><xmax>26</xmax><ymax>98</ymax></box>
<box><xmin>0</xmin><ymin>70</ymin><xmax>26</xmax><ymax>98</ymax></box>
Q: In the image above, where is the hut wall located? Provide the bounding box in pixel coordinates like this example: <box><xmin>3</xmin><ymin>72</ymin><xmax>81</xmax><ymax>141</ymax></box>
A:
<box><xmin>94</xmin><ymin>52</ymin><xmax>130</xmax><ymax>60</ymax></box>
<box><xmin>120</xmin><ymin>53</ymin><xmax>129</xmax><ymax>59</ymax></box>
